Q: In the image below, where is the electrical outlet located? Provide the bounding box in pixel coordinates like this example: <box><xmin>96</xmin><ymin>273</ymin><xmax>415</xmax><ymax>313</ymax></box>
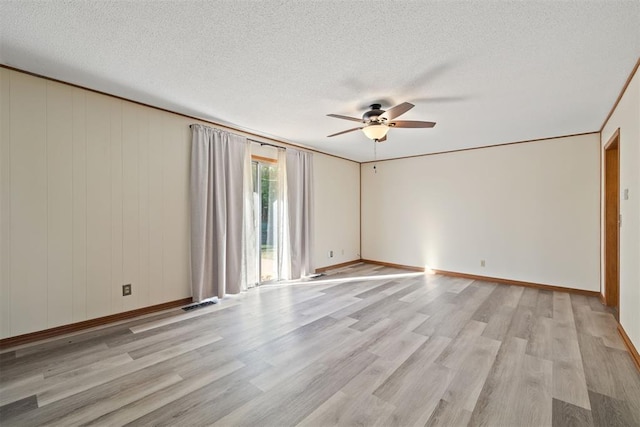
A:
<box><xmin>328</xmin><ymin>250</ymin><xmax>334</xmax><ymax>258</ymax></box>
<box><xmin>122</xmin><ymin>284</ymin><xmax>132</xmax><ymax>296</ymax></box>
<box><xmin>480</xmin><ymin>260</ymin><xmax>486</xmax><ymax>267</ymax></box>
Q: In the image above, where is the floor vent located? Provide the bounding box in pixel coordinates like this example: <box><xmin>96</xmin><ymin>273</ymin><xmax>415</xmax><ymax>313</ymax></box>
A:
<box><xmin>182</xmin><ymin>300</ymin><xmax>217</xmax><ymax>311</ymax></box>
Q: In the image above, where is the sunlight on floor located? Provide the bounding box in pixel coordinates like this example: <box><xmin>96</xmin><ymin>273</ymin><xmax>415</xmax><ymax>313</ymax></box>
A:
<box><xmin>264</xmin><ymin>271</ymin><xmax>425</xmax><ymax>288</ymax></box>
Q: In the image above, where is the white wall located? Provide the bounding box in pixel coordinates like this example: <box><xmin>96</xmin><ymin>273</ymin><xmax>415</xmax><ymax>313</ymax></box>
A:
<box><xmin>361</xmin><ymin>134</ymin><xmax>601</xmax><ymax>291</ymax></box>
<box><xmin>0</xmin><ymin>69</ymin><xmax>361</xmax><ymax>339</ymax></box>
<box><xmin>601</xmin><ymin>64</ymin><xmax>640</xmax><ymax>353</ymax></box>
<box><xmin>313</xmin><ymin>153</ymin><xmax>361</xmax><ymax>269</ymax></box>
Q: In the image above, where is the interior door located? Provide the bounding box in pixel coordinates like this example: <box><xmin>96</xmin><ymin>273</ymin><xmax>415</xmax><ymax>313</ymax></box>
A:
<box><xmin>604</xmin><ymin>130</ymin><xmax>620</xmax><ymax>319</ymax></box>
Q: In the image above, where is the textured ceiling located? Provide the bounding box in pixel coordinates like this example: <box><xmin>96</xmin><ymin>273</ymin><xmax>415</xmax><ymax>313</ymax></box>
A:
<box><xmin>1</xmin><ymin>1</ymin><xmax>639</xmax><ymax>162</ymax></box>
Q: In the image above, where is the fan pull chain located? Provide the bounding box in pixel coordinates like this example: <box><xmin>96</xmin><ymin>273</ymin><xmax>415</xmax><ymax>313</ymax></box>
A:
<box><xmin>373</xmin><ymin>140</ymin><xmax>377</xmax><ymax>174</ymax></box>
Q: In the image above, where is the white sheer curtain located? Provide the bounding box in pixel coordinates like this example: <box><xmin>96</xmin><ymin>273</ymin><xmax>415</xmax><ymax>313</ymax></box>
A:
<box><xmin>190</xmin><ymin>125</ymin><xmax>248</xmax><ymax>300</ymax></box>
<box><xmin>241</xmin><ymin>147</ymin><xmax>259</xmax><ymax>290</ymax></box>
<box><xmin>276</xmin><ymin>148</ymin><xmax>291</xmax><ymax>280</ymax></box>
<box><xmin>286</xmin><ymin>149</ymin><xmax>314</xmax><ymax>278</ymax></box>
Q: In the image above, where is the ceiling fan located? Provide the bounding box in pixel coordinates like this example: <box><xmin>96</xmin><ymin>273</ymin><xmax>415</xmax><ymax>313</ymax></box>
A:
<box><xmin>327</xmin><ymin>102</ymin><xmax>435</xmax><ymax>142</ymax></box>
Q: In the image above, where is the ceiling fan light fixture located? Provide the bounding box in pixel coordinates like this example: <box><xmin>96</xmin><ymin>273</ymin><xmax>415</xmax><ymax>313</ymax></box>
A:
<box><xmin>362</xmin><ymin>124</ymin><xmax>389</xmax><ymax>141</ymax></box>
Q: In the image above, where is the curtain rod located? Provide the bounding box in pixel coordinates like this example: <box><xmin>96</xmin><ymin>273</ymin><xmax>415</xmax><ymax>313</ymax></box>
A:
<box><xmin>189</xmin><ymin>124</ymin><xmax>285</xmax><ymax>150</ymax></box>
<box><xmin>248</xmin><ymin>139</ymin><xmax>286</xmax><ymax>150</ymax></box>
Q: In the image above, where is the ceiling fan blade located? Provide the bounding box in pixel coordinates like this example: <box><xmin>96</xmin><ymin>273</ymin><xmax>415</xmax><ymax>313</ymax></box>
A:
<box><xmin>389</xmin><ymin>120</ymin><xmax>436</xmax><ymax>128</ymax></box>
<box><xmin>327</xmin><ymin>127</ymin><xmax>362</xmax><ymax>137</ymax></box>
<box><xmin>327</xmin><ymin>114</ymin><xmax>362</xmax><ymax>122</ymax></box>
<box><xmin>380</xmin><ymin>102</ymin><xmax>414</xmax><ymax>120</ymax></box>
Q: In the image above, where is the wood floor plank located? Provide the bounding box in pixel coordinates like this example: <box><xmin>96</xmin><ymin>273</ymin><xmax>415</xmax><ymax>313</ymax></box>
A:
<box><xmin>586</xmin><ymin>310</ymin><xmax>627</xmax><ymax>351</ymax></box>
<box><xmin>519</xmin><ymin>287</ymin><xmax>540</xmax><ymax>308</ymax></box>
<box><xmin>373</xmin><ymin>335</ymin><xmax>451</xmax><ymax>403</ymax></box>
<box><xmin>381</xmin><ymin>362</ymin><xmax>453</xmax><ymax>426</ymax></box>
<box><xmin>535</xmin><ymin>289</ymin><xmax>554</xmax><ymax>318</ymax></box>
<box><xmin>572</xmin><ymin>304</ymin><xmax>591</xmax><ymax>336</ymax></box>
<box><xmin>2</xmin><ymin>358</ymin><xmax>199</xmax><ymax>426</ymax></box>
<box><xmin>299</xmin><ymin>295</ymin><xmax>362</xmax><ymax>322</ymax></box>
<box><xmin>319</xmin><ymin>278</ymin><xmax>375</xmax><ymax>296</ymax></box>
<box><xmin>327</xmin><ymin>289</ymin><xmax>390</xmax><ymax>320</ymax></box>
<box><xmin>552</xmin><ymin>398</ymin><xmax>594</xmax><ymax>427</ymax></box>
<box><xmin>0</xmin><ymin>395</ymin><xmax>38</xmax><ymax>424</ymax></box>
<box><xmin>212</xmin><ymin>349</ymin><xmax>378</xmax><ymax>426</ymax></box>
<box><xmin>432</xmin><ymin>285</ymin><xmax>495</xmax><ymax>339</ymax></box>
<box><xmin>551</xmin><ymin>307</ymin><xmax>591</xmax><ymax>410</ymax></box>
<box><xmin>588</xmin><ymin>296</ymin><xmax>608</xmax><ymax>312</ymax></box>
<box><xmin>0</xmin><ymin>351</ymin><xmax>16</xmax><ymax>362</ymax></box>
<box><xmin>297</xmin><ymin>390</ymin><xmax>396</xmax><ymax>427</ymax></box>
<box><xmin>425</xmin><ymin>398</ymin><xmax>473</xmax><ymax>427</ymax></box>
<box><xmin>0</xmin><ymin>372</ymin><xmax>44</xmax><ymax>396</ymax></box>
<box><xmin>468</xmin><ymin>336</ymin><xmax>528</xmax><ymax>426</ymax></box>
<box><xmin>526</xmin><ymin>315</ymin><xmax>554</xmax><ymax>360</ymax></box>
<box><xmin>265</xmin><ymin>316</ymin><xmax>359</xmax><ymax>366</ymax></box>
<box><xmin>471</xmin><ymin>284</ymin><xmax>521</xmax><ymax>323</ymax></box>
<box><xmin>578</xmin><ymin>332</ymin><xmax>628</xmax><ymax>400</ymax></box>
<box><xmin>13</xmin><ymin>326</ymin><xmax>130</xmax><ymax>358</ymax></box>
<box><xmin>128</xmin><ymin>301</ymin><xmax>240</xmax><ymax>334</ymax></box>
<box><xmin>368</xmin><ymin>328</ymin><xmax>428</xmax><ymax>362</ymax></box>
<box><xmin>434</xmin><ymin>319</ymin><xmax>487</xmax><ymax>370</ymax></box>
<box><xmin>41</xmin><ymin>372</ymin><xmax>183</xmax><ymax>426</ymax></box>
<box><xmin>553</xmin><ymin>291</ymin><xmax>574</xmax><ymax>323</ymax></box>
<box><xmin>569</xmin><ymin>293</ymin><xmax>591</xmax><ymax>307</ymax></box>
<box><xmin>249</xmin><ymin>317</ymin><xmax>360</xmax><ymax>392</ymax></box>
<box><xmin>128</xmin><ymin>376</ymin><xmax>263</xmax><ymax>426</ymax></box>
<box><xmin>0</xmin><ymin>342</ymin><xmax>110</xmax><ymax>383</ymax></box>
<box><xmin>552</xmin><ymin>357</ymin><xmax>591</xmax><ymax>410</ymax></box>
<box><xmin>442</xmin><ymin>277</ymin><xmax>475</xmax><ymax>294</ymax></box>
<box><xmin>87</xmin><ymin>359</ymin><xmax>245</xmax><ymax>426</ymax></box>
<box><xmin>605</xmin><ymin>349</ymin><xmax>640</xmax><ymax>425</ymax></box>
<box><xmin>37</xmin><ymin>332</ymin><xmax>222</xmax><ymax>407</ymax></box>
<box><xmin>339</xmin><ymin>357</ymin><xmax>405</xmax><ymax>398</ymax></box>
<box><xmin>589</xmin><ymin>390</ymin><xmax>636</xmax><ymax>427</ymax></box>
<box><xmin>1</xmin><ymin>352</ymin><xmax>132</xmax><ymax>407</ymax></box>
<box><xmin>382</xmin><ymin>276</ymin><xmax>428</xmax><ymax>297</ymax></box>
<box><xmin>353</xmin><ymin>278</ymin><xmax>406</xmax><ymax>299</ymax></box>
<box><xmin>349</xmin><ymin>298</ymin><xmax>412</xmax><ymax>332</ymax></box>
<box><xmin>481</xmin><ymin>304</ymin><xmax>516</xmax><ymax>341</ymax></box>
<box><xmin>418</xmin><ymin>291</ymin><xmax>458</xmax><ymax>315</ymax></box>
<box><xmin>412</xmin><ymin>302</ymin><xmax>458</xmax><ymax>336</ymax></box>
<box><xmin>505</xmin><ymin>305</ymin><xmax>534</xmax><ymax>341</ymax></box>
<box><xmin>441</xmin><ymin>335</ymin><xmax>501</xmax><ymax>412</ymax></box>
<box><xmin>398</xmin><ymin>275</ymin><xmax>438</xmax><ymax>303</ymax></box>
<box><xmin>511</xmin><ymin>354</ymin><xmax>553</xmax><ymax>427</ymax></box>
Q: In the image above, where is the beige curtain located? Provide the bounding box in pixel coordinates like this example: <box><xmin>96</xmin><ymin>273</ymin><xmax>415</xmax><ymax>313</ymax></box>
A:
<box><xmin>286</xmin><ymin>149</ymin><xmax>314</xmax><ymax>278</ymax></box>
<box><xmin>190</xmin><ymin>124</ymin><xmax>247</xmax><ymax>300</ymax></box>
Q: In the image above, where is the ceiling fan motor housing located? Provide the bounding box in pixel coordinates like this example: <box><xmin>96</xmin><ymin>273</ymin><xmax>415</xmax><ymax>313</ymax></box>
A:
<box><xmin>362</xmin><ymin>104</ymin><xmax>385</xmax><ymax>123</ymax></box>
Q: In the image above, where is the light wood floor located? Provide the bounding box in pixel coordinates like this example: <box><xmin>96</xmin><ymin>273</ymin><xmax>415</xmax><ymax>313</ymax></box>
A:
<box><xmin>1</xmin><ymin>263</ymin><xmax>639</xmax><ymax>426</ymax></box>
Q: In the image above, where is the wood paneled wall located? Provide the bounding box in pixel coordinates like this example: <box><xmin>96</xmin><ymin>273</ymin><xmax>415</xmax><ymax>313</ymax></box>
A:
<box><xmin>0</xmin><ymin>69</ymin><xmax>192</xmax><ymax>338</ymax></box>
